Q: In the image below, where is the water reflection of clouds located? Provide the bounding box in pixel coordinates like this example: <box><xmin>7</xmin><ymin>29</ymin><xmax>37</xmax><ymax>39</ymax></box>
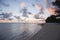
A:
<box><xmin>10</xmin><ymin>24</ymin><xmax>42</xmax><ymax>39</ymax></box>
<box><xmin>0</xmin><ymin>23</ymin><xmax>43</xmax><ymax>40</ymax></box>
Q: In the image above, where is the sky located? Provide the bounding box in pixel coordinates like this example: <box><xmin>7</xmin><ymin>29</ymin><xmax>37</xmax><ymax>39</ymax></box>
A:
<box><xmin>0</xmin><ymin>0</ymin><xmax>55</xmax><ymax>19</ymax></box>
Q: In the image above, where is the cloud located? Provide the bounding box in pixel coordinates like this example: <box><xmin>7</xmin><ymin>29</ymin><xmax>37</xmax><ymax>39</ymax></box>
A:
<box><xmin>35</xmin><ymin>4</ymin><xmax>42</xmax><ymax>10</ymax></box>
<box><xmin>46</xmin><ymin>7</ymin><xmax>56</xmax><ymax>15</ymax></box>
<box><xmin>20</xmin><ymin>2</ymin><xmax>25</xmax><ymax>8</ymax></box>
<box><xmin>44</xmin><ymin>0</ymin><xmax>50</xmax><ymax>7</ymax></box>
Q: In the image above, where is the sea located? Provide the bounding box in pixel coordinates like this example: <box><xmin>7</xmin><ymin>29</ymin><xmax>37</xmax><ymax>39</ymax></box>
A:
<box><xmin>0</xmin><ymin>23</ymin><xmax>42</xmax><ymax>40</ymax></box>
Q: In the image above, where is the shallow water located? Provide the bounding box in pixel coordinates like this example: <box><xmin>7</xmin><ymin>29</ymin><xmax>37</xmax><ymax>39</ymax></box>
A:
<box><xmin>0</xmin><ymin>23</ymin><xmax>42</xmax><ymax>40</ymax></box>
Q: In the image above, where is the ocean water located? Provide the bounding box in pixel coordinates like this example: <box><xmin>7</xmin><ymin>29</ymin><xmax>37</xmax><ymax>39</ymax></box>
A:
<box><xmin>0</xmin><ymin>23</ymin><xmax>42</xmax><ymax>40</ymax></box>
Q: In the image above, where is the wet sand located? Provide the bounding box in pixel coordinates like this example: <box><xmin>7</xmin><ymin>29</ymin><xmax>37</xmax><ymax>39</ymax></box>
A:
<box><xmin>29</xmin><ymin>23</ymin><xmax>60</xmax><ymax>40</ymax></box>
